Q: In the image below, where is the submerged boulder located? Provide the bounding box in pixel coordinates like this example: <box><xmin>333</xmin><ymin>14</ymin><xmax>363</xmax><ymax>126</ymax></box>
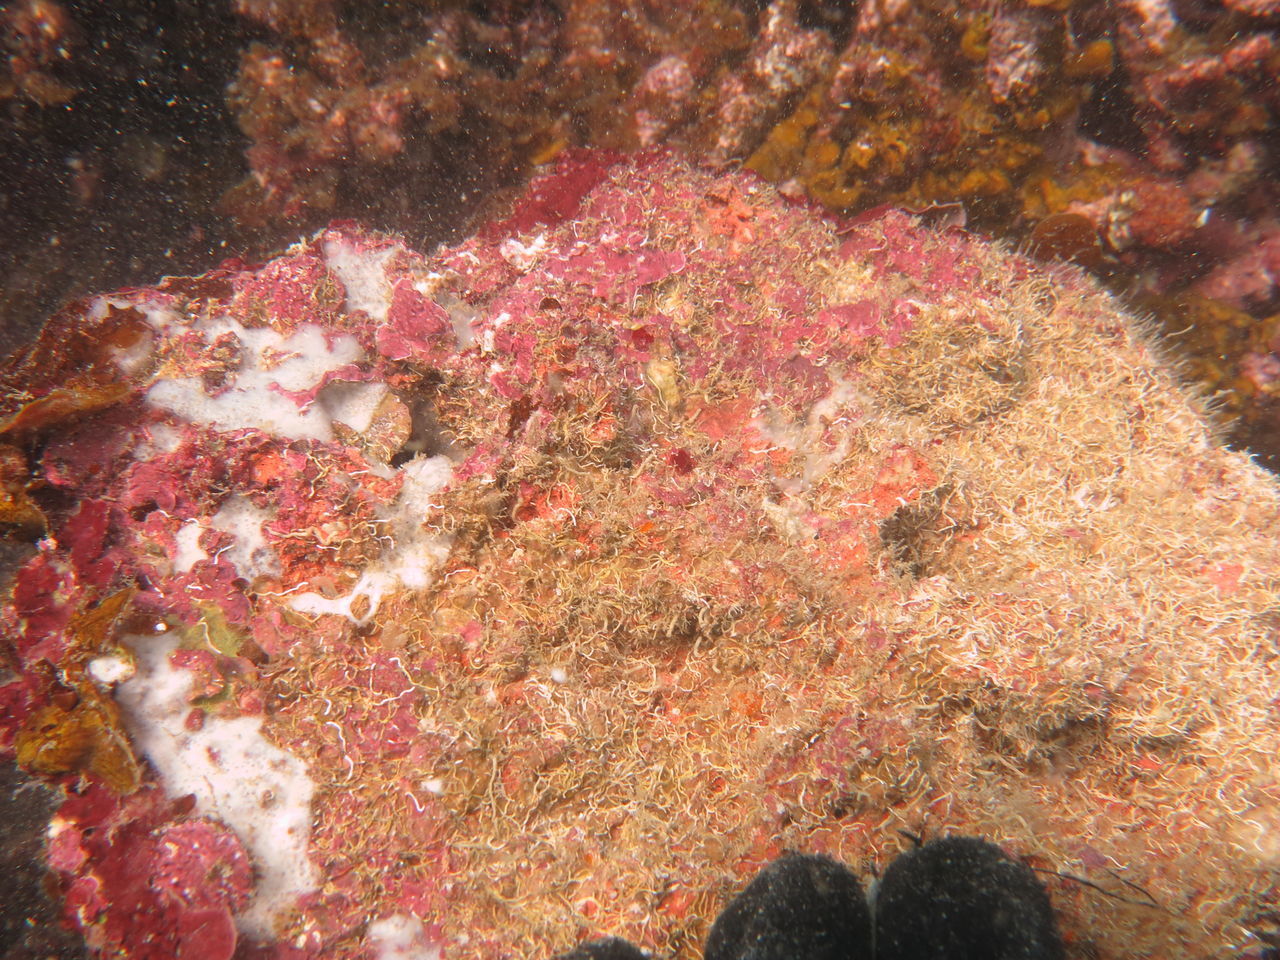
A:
<box><xmin>1</xmin><ymin>150</ymin><xmax>1277</xmax><ymax>959</ymax></box>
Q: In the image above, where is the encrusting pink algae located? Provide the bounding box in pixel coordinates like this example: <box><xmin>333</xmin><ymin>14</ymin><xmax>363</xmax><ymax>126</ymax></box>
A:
<box><xmin>1</xmin><ymin>150</ymin><xmax>1278</xmax><ymax>959</ymax></box>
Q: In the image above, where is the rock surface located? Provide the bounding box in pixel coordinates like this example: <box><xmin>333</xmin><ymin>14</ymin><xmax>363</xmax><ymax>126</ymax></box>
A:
<box><xmin>1</xmin><ymin>150</ymin><xmax>1278</xmax><ymax>959</ymax></box>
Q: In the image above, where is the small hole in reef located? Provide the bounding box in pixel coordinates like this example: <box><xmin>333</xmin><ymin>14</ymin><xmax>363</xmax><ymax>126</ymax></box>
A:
<box><xmin>390</xmin><ymin>391</ymin><xmax>459</xmax><ymax>467</ymax></box>
<box><xmin>1079</xmin><ymin>68</ymin><xmax>1143</xmax><ymax>155</ymax></box>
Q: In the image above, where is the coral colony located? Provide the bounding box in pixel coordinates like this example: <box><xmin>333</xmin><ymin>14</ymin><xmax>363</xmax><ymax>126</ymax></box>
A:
<box><xmin>2</xmin><ymin>150</ymin><xmax>1280</xmax><ymax>960</ymax></box>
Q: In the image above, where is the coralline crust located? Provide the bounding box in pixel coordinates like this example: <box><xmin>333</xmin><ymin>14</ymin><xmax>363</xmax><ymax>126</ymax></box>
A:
<box><xmin>1</xmin><ymin>150</ymin><xmax>1278</xmax><ymax>959</ymax></box>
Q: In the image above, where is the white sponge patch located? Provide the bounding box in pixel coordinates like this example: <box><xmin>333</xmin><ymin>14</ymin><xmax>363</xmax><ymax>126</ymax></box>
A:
<box><xmin>115</xmin><ymin>633</ymin><xmax>318</xmax><ymax>940</ymax></box>
<box><xmin>383</xmin><ymin>456</ymin><xmax>454</xmax><ymax>591</ymax></box>
<box><xmin>367</xmin><ymin>915</ymin><xmax>441</xmax><ymax>960</ymax></box>
<box><xmin>323</xmin><ymin>236</ymin><xmax>399</xmax><ymax>322</ymax></box>
<box><xmin>289</xmin><ymin>454</ymin><xmax>454</xmax><ymax>623</ymax></box>
<box><xmin>318</xmin><ymin>379</ymin><xmax>390</xmax><ymax>434</ymax></box>
<box><xmin>289</xmin><ymin>569</ymin><xmax>397</xmax><ymax>627</ymax></box>
<box><xmin>145</xmin><ymin>319</ymin><xmax>364</xmax><ymax>442</ymax></box>
<box><xmin>172</xmin><ymin>520</ymin><xmax>208</xmax><ymax>574</ymax></box>
<box><xmin>210</xmin><ymin>496</ymin><xmax>279</xmax><ymax>582</ymax></box>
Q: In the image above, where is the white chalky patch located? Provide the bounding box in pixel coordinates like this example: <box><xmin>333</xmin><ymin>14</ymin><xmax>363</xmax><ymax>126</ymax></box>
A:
<box><xmin>115</xmin><ymin>633</ymin><xmax>318</xmax><ymax>940</ymax></box>
<box><xmin>289</xmin><ymin>455</ymin><xmax>454</xmax><ymax>623</ymax></box>
<box><xmin>752</xmin><ymin>379</ymin><xmax>859</xmax><ymax>489</ymax></box>
<box><xmin>210</xmin><ymin>496</ymin><xmax>279</xmax><ymax>582</ymax></box>
<box><xmin>318</xmin><ymin>379</ymin><xmax>389</xmax><ymax>434</ymax></box>
<box><xmin>145</xmin><ymin>319</ymin><xmax>364</xmax><ymax>442</ymax></box>
<box><xmin>144</xmin><ymin>304</ymin><xmax>180</xmax><ymax>330</ymax></box>
<box><xmin>384</xmin><ymin>456</ymin><xmax>454</xmax><ymax>590</ymax></box>
<box><xmin>172</xmin><ymin>520</ymin><xmax>208</xmax><ymax>574</ymax></box>
<box><xmin>367</xmin><ymin>915</ymin><xmax>441</xmax><ymax>960</ymax></box>
<box><xmin>109</xmin><ymin>334</ymin><xmax>154</xmax><ymax>376</ymax></box>
<box><xmin>87</xmin><ymin>654</ymin><xmax>134</xmax><ymax>686</ymax></box>
<box><xmin>290</xmin><ymin>569</ymin><xmax>396</xmax><ymax>627</ymax></box>
<box><xmin>85</xmin><ymin>296</ymin><xmax>173</xmax><ymax>374</ymax></box>
<box><xmin>434</xmin><ymin>290</ymin><xmax>480</xmax><ymax>350</ymax></box>
<box><xmin>137</xmin><ymin>422</ymin><xmax>184</xmax><ymax>457</ymax></box>
<box><xmin>323</xmin><ymin>236</ymin><xmax>399</xmax><ymax>322</ymax></box>
<box><xmin>498</xmin><ymin>232</ymin><xmax>548</xmax><ymax>271</ymax></box>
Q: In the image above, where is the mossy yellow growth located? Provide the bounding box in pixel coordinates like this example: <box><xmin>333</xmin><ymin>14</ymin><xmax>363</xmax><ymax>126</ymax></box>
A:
<box><xmin>14</xmin><ymin>591</ymin><xmax>142</xmax><ymax>794</ymax></box>
<box><xmin>745</xmin><ymin>14</ymin><xmax>1101</xmax><ymax>223</ymax></box>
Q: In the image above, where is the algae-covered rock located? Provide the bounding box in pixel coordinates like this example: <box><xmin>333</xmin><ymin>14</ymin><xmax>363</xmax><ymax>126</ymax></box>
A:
<box><xmin>1</xmin><ymin>150</ymin><xmax>1277</xmax><ymax>959</ymax></box>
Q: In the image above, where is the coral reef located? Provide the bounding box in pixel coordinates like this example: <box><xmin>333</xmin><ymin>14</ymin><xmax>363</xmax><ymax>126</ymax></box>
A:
<box><xmin>214</xmin><ymin>0</ymin><xmax>1280</xmax><ymax>465</ymax></box>
<box><xmin>220</xmin><ymin>0</ymin><xmax>758</xmax><ymax>225</ymax></box>
<box><xmin>2</xmin><ymin>150</ymin><xmax>1279</xmax><ymax>960</ymax></box>
<box><xmin>5</xmin><ymin>0</ymin><xmax>1280</xmax><ymax>464</ymax></box>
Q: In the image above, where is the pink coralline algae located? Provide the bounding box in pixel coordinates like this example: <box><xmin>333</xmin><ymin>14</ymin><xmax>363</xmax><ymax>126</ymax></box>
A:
<box><xmin>45</xmin><ymin>788</ymin><xmax>251</xmax><ymax>960</ymax></box>
<box><xmin>1193</xmin><ymin>217</ymin><xmax>1280</xmax><ymax>310</ymax></box>
<box><xmin>3</xmin><ymin>151</ymin><xmax>1280</xmax><ymax>960</ymax></box>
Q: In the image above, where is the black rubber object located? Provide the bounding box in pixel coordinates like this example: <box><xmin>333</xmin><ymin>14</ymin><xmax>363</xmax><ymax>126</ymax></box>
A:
<box><xmin>704</xmin><ymin>851</ymin><xmax>873</xmax><ymax>960</ymax></box>
<box><xmin>873</xmin><ymin>836</ymin><xmax>1064</xmax><ymax>960</ymax></box>
<box><xmin>552</xmin><ymin>936</ymin><xmax>649</xmax><ymax>960</ymax></box>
